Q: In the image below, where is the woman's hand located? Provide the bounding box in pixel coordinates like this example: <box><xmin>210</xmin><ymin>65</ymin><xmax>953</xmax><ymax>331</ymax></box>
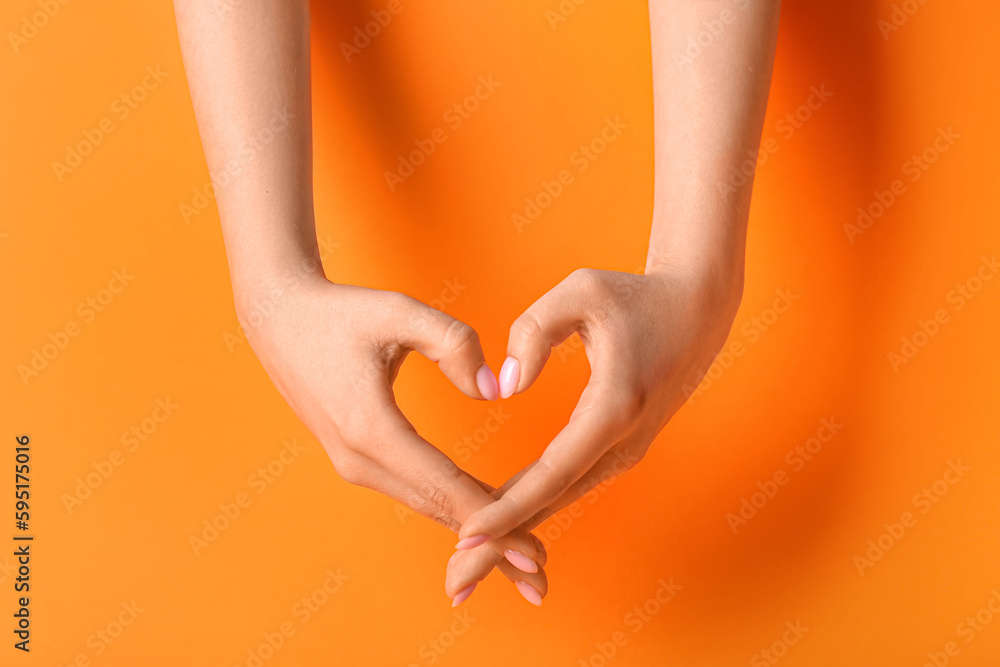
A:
<box><xmin>447</xmin><ymin>263</ymin><xmax>743</xmax><ymax>595</ymax></box>
<box><xmin>236</xmin><ymin>265</ymin><xmax>548</xmax><ymax>605</ymax></box>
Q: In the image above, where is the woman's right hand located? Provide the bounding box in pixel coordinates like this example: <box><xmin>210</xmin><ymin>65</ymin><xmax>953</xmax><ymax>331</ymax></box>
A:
<box><xmin>236</xmin><ymin>266</ymin><xmax>548</xmax><ymax>605</ymax></box>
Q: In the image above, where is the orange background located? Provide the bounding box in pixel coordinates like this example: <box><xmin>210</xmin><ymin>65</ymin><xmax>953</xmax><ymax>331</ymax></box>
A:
<box><xmin>3</xmin><ymin>0</ymin><xmax>999</xmax><ymax>665</ymax></box>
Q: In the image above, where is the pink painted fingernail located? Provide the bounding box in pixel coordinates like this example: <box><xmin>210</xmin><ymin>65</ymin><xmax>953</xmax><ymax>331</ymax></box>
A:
<box><xmin>505</xmin><ymin>549</ymin><xmax>538</xmax><ymax>574</ymax></box>
<box><xmin>515</xmin><ymin>581</ymin><xmax>543</xmax><ymax>606</ymax></box>
<box><xmin>498</xmin><ymin>357</ymin><xmax>520</xmax><ymax>399</ymax></box>
<box><xmin>455</xmin><ymin>534</ymin><xmax>490</xmax><ymax>550</ymax></box>
<box><xmin>476</xmin><ymin>364</ymin><xmax>499</xmax><ymax>401</ymax></box>
<box><xmin>452</xmin><ymin>582</ymin><xmax>477</xmax><ymax>607</ymax></box>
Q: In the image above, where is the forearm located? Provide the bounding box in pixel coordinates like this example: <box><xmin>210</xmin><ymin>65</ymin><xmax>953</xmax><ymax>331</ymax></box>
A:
<box><xmin>646</xmin><ymin>0</ymin><xmax>780</xmax><ymax>294</ymax></box>
<box><xmin>173</xmin><ymin>0</ymin><xmax>319</xmax><ymax>312</ymax></box>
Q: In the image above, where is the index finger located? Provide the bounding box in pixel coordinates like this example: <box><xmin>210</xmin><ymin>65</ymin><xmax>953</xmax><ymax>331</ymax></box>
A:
<box><xmin>456</xmin><ymin>381</ymin><xmax>630</xmax><ymax>543</ymax></box>
<box><xmin>358</xmin><ymin>400</ymin><xmax>545</xmax><ymax>570</ymax></box>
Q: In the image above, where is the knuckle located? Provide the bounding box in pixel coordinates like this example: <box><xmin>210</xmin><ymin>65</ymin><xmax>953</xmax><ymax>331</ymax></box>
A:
<box><xmin>510</xmin><ymin>313</ymin><xmax>543</xmax><ymax>345</ymax></box>
<box><xmin>372</xmin><ymin>291</ymin><xmax>412</xmax><ymax>332</ymax></box>
<box><xmin>333</xmin><ymin>411</ymin><xmax>375</xmax><ymax>451</ymax></box>
<box><xmin>420</xmin><ymin>483</ymin><xmax>456</xmax><ymax>522</ymax></box>
<box><xmin>619</xmin><ymin>386</ymin><xmax>647</xmax><ymax>419</ymax></box>
<box><xmin>328</xmin><ymin>450</ymin><xmax>366</xmax><ymax>487</ymax></box>
<box><xmin>442</xmin><ymin>319</ymin><xmax>479</xmax><ymax>356</ymax></box>
<box><xmin>383</xmin><ymin>290</ymin><xmax>415</xmax><ymax>313</ymax></box>
<box><xmin>568</xmin><ymin>267</ymin><xmax>600</xmax><ymax>289</ymax></box>
<box><xmin>606</xmin><ymin>389</ymin><xmax>645</xmax><ymax>426</ymax></box>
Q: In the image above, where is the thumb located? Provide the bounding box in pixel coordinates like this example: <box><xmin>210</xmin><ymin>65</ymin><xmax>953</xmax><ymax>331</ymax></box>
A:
<box><xmin>499</xmin><ymin>270</ymin><xmax>591</xmax><ymax>398</ymax></box>
<box><xmin>398</xmin><ymin>296</ymin><xmax>498</xmax><ymax>401</ymax></box>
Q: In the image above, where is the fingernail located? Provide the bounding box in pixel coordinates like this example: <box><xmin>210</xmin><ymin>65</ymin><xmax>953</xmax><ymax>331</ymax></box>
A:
<box><xmin>498</xmin><ymin>357</ymin><xmax>520</xmax><ymax>399</ymax></box>
<box><xmin>455</xmin><ymin>534</ymin><xmax>490</xmax><ymax>550</ymax></box>
<box><xmin>476</xmin><ymin>364</ymin><xmax>499</xmax><ymax>401</ymax></box>
<box><xmin>515</xmin><ymin>581</ymin><xmax>543</xmax><ymax>606</ymax></box>
<box><xmin>452</xmin><ymin>582</ymin><xmax>477</xmax><ymax>607</ymax></box>
<box><xmin>505</xmin><ymin>549</ymin><xmax>538</xmax><ymax>574</ymax></box>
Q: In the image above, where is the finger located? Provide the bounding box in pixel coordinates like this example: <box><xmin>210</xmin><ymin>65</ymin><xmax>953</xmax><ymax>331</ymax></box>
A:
<box><xmin>331</xmin><ymin>442</ymin><xmax>549</xmax><ymax>576</ymax></box>
<box><xmin>499</xmin><ymin>559</ymin><xmax>547</xmax><ymax>606</ymax></box>
<box><xmin>486</xmin><ymin>425</ymin><xmax>654</xmax><ymax>540</ymax></box>
<box><xmin>527</xmin><ymin>445</ymin><xmax>646</xmax><ymax>529</ymax></box>
<box><xmin>333</xmin><ymin>449</ymin><xmax>550</xmax><ymax>606</ymax></box>
<box><xmin>396</xmin><ymin>295</ymin><xmax>499</xmax><ymax>401</ymax></box>
<box><xmin>326</xmin><ymin>448</ymin><xmax>462</xmax><ymax>532</ymax></box>
<box><xmin>361</xmin><ymin>406</ymin><xmax>544</xmax><ymax>569</ymax></box>
<box><xmin>499</xmin><ymin>269</ymin><xmax>597</xmax><ymax>398</ymax></box>
<box><xmin>334</xmin><ymin>433</ymin><xmax>548</xmax><ymax>601</ymax></box>
<box><xmin>457</xmin><ymin>382</ymin><xmax>631</xmax><ymax>543</ymax></box>
<box><xmin>446</xmin><ymin>543</ymin><xmax>549</xmax><ymax>603</ymax></box>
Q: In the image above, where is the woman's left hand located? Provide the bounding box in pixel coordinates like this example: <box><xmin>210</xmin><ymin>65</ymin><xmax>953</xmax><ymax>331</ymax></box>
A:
<box><xmin>447</xmin><ymin>263</ymin><xmax>744</xmax><ymax>599</ymax></box>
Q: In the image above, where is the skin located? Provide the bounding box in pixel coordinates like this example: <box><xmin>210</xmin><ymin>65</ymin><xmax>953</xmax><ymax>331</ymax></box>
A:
<box><xmin>449</xmin><ymin>0</ymin><xmax>782</xmax><ymax>597</ymax></box>
<box><xmin>172</xmin><ymin>0</ymin><xmax>780</xmax><ymax>606</ymax></box>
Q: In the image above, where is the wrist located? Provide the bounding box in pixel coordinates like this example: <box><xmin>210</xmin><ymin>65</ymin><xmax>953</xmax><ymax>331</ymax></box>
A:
<box><xmin>644</xmin><ymin>247</ymin><xmax>745</xmax><ymax>322</ymax></box>
<box><xmin>232</xmin><ymin>252</ymin><xmax>327</xmax><ymax>327</ymax></box>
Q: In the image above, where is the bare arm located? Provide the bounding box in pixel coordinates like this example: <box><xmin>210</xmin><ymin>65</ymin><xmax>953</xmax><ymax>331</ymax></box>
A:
<box><xmin>451</xmin><ymin>0</ymin><xmax>782</xmax><ymax>592</ymax></box>
<box><xmin>173</xmin><ymin>0</ymin><xmax>319</xmax><ymax>308</ymax></box>
<box><xmin>647</xmin><ymin>0</ymin><xmax>781</xmax><ymax>296</ymax></box>
<box><xmin>173</xmin><ymin>0</ymin><xmax>550</xmax><ymax>606</ymax></box>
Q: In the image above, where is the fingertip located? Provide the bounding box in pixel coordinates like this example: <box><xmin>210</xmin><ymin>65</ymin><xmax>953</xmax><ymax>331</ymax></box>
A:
<box><xmin>515</xmin><ymin>580</ymin><xmax>543</xmax><ymax>606</ymax></box>
<box><xmin>455</xmin><ymin>534</ymin><xmax>490</xmax><ymax>550</ymax></box>
<box><xmin>451</xmin><ymin>582</ymin><xmax>477</xmax><ymax>607</ymax></box>
<box><xmin>498</xmin><ymin>356</ymin><xmax>520</xmax><ymax>399</ymax></box>
<box><xmin>504</xmin><ymin>549</ymin><xmax>538</xmax><ymax>574</ymax></box>
<box><xmin>475</xmin><ymin>364</ymin><xmax>499</xmax><ymax>401</ymax></box>
<box><xmin>532</xmin><ymin>534</ymin><xmax>548</xmax><ymax>566</ymax></box>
